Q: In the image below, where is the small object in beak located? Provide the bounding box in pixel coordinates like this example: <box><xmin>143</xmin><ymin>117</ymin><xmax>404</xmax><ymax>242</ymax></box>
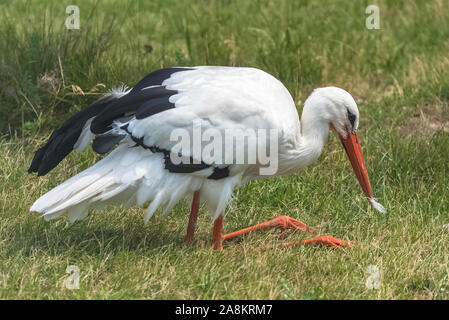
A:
<box><xmin>369</xmin><ymin>198</ymin><xmax>386</xmax><ymax>214</ymax></box>
<box><xmin>339</xmin><ymin>131</ymin><xmax>386</xmax><ymax>214</ymax></box>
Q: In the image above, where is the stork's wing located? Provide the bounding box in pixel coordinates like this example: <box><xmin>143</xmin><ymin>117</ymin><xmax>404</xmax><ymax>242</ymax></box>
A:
<box><xmin>29</xmin><ymin>66</ymin><xmax>293</xmax><ymax>178</ymax></box>
<box><xmin>28</xmin><ymin>68</ymin><xmax>192</xmax><ymax>176</ymax></box>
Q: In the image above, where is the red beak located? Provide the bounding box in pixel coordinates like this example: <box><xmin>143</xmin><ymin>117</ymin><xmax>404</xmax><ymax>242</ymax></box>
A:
<box><xmin>339</xmin><ymin>132</ymin><xmax>373</xmax><ymax>199</ymax></box>
<box><xmin>338</xmin><ymin>131</ymin><xmax>385</xmax><ymax>213</ymax></box>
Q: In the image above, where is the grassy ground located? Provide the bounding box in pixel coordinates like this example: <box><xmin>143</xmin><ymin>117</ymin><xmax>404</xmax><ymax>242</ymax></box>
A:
<box><xmin>1</xmin><ymin>0</ymin><xmax>449</xmax><ymax>299</ymax></box>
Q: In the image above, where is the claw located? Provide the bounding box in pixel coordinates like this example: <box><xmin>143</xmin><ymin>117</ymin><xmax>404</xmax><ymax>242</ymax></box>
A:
<box><xmin>301</xmin><ymin>236</ymin><xmax>357</xmax><ymax>249</ymax></box>
<box><xmin>272</xmin><ymin>215</ymin><xmax>317</xmax><ymax>233</ymax></box>
<box><xmin>256</xmin><ymin>236</ymin><xmax>356</xmax><ymax>250</ymax></box>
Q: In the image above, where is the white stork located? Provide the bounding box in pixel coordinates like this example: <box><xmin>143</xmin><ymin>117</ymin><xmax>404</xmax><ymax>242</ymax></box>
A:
<box><xmin>29</xmin><ymin>66</ymin><xmax>385</xmax><ymax>250</ymax></box>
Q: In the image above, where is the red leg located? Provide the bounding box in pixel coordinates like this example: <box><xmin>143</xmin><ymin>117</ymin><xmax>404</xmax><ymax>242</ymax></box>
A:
<box><xmin>222</xmin><ymin>215</ymin><xmax>316</xmax><ymax>241</ymax></box>
<box><xmin>212</xmin><ymin>214</ymin><xmax>224</xmax><ymax>250</ymax></box>
<box><xmin>184</xmin><ymin>190</ymin><xmax>201</xmax><ymax>243</ymax></box>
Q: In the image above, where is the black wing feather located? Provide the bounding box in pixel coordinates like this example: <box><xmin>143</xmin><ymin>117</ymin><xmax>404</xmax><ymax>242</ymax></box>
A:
<box><xmin>90</xmin><ymin>86</ymin><xmax>178</xmax><ymax>134</ymax></box>
<box><xmin>92</xmin><ymin>133</ymin><xmax>126</xmax><ymax>154</ymax></box>
<box><xmin>131</xmin><ymin>67</ymin><xmax>192</xmax><ymax>92</ymax></box>
<box><xmin>28</xmin><ymin>95</ymin><xmax>117</xmax><ymax>176</ymax></box>
<box><xmin>91</xmin><ymin>68</ymin><xmax>192</xmax><ymax>134</ymax></box>
<box><xmin>135</xmin><ymin>96</ymin><xmax>175</xmax><ymax>119</ymax></box>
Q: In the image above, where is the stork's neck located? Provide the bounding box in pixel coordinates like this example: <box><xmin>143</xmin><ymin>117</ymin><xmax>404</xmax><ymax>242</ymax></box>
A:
<box><xmin>280</xmin><ymin>99</ymin><xmax>330</xmax><ymax>175</ymax></box>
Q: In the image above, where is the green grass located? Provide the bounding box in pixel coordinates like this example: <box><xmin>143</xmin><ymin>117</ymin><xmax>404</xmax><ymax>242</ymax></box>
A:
<box><xmin>1</xmin><ymin>0</ymin><xmax>449</xmax><ymax>299</ymax></box>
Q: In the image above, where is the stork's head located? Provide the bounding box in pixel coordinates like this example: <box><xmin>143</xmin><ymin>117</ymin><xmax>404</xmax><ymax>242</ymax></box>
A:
<box><xmin>304</xmin><ymin>86</ymin><xmax>359</xmax><ymax>138</ymax></box>
<box><xmin>304</xmin><ymin>86</ymin><xmax>385</xmax><ymax>214</ymax></box>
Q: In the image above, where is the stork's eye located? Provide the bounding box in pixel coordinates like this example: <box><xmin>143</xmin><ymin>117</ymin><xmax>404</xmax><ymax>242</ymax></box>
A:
<box><xmin>347</xmin><ymin>109</ymin><xmax>356</xmax><ymax>129</ymax></box>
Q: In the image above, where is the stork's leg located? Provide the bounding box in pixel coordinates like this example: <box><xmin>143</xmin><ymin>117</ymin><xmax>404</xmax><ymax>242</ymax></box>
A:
<box><xmin>222</xmin><ymin>215</ymin><xmax>354</xmax><ymax>249</ymax></box>
<box><xmin>222</xmin><ymin>215</ymin><xmax>316</xmax><ymax>241</ymax></box>
<box><xmin>212</xmin><ymin>214</ymin><xmax>224</xmax><ymax>251</ymax></box>
<box><xmin>184</xmin><ymin>190</ymin><xmax>201</xmax><ymax>243</ymax></box>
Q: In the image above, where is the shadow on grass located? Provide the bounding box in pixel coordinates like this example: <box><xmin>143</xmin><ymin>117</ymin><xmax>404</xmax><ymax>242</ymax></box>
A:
<box><xmin>8</xmin><ymin>209</ymin><xmax>188</xmax><ymax>257</ymax></box>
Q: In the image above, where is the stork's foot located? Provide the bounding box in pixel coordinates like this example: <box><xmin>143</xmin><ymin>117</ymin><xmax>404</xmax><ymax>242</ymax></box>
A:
<box><xmin>213</xmin><ymin>215</ymin><xmax>355</xmax><ymax>251</ymax></box>
<box><xmin>257</xmin><ymin>236</ymin><xmax>356</xmax><ymax>250</ymax></box>
<box><xmin>222</xmin><ymin>215</ymin><xmax>316</xmax><ymax>241</ymax></box>
<box><xmin>301</xmin><ymin>236</ymin><xmax>356</xmax><ymax>248</ymax></box>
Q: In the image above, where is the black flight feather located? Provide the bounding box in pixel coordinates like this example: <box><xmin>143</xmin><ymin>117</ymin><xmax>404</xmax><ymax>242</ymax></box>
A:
<box><xmin>131</xmin><ymin>67</ymin><xmax>193</xmax><ymax>92</ymax></box>
<box><xmin>90</xmin><ymin>86</ymin><xmax>178</xmax><ymax>134</ymax></box>
<box><xmin>135</xmin><ymin>96</ymin><xmax>175</xmax><ymax>119</ymax></box>
<box><xmin>92</xmin><ymin>133</ymin><xmax>126</xmax><ymax>154</ymax></box>
<box><xmin>28</xmin><ymin>94</ymin><xmax>118</xmax><ymax>176</ymax></box>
